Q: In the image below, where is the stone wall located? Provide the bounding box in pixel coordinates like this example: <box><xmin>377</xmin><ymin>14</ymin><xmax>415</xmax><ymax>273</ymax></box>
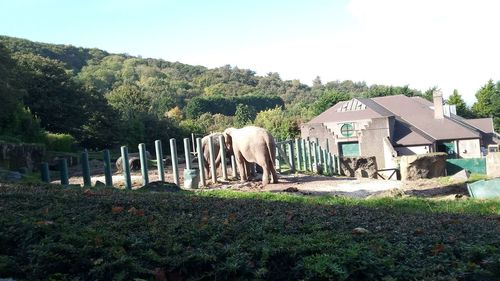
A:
<box><xmin>0</xmin><ymin>142</ymin><xmax>46</xmax><ymax>172</ymax></box>
<box><xmin>359</xmin><ymin>117</ymin><xmax>391</xmax><ymax>168</ymax></box>
<box><xmin>300</xmin><ymin>123</ymin><xmax>336</xmax><ymax>154</ymax></box>
<box><xmin>399</xmin><ymin>152</ymin><xmax>447</xmax><ymax>181</ymax></box>
<box><xmin>486</xmin><ymin>152</ymin><xmax>500</xmax><ymax>177</ymax></box>
<box><xmin>339</xmin><ymin>156</ymin><xmax>378</xmax><ymax>178</ymax></box>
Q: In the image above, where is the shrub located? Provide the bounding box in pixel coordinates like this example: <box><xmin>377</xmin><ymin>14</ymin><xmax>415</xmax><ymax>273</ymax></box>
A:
<box><xmin>44</xmin><ymin>133</ymin><xmax>76</xmax><ymax>152</ymax></box>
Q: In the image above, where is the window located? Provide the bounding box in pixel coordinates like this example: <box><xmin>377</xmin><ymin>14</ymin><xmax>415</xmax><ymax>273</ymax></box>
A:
<box><xmin>340</xmin><ymin>123</ymin><xmax>355</xmax><ymax>137</ymax></box>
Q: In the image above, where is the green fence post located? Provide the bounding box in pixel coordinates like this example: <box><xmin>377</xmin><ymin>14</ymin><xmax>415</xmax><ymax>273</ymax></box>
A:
<box><xmin>288</xmin><ymin>141</ymin><xmax>295</xmax><ymax>173</ymax></box>
<box><xmin>183</xmin><ymin>138</ymin><xmax>192</xmax><ymax>170</ymax></box>
<box><xmin>295</xmin><ymin>138</ymin><xmax>301</xmax><ymax>171</ymax></box>
<box><xmin>59</xmin><ymin>159</ymin><xmax>69</xmax><ymax>185</ymax></box>
<box><xmin>301</xmin><ymin>139</ymin><xmax>307</xmax><ymax>171</ymax></box>
<box><xmin>121</xmin><ymin>146</ymin><xmax>132</xmax><ymax>189</ymax></box>
<box><xmin>81</xmin><ymin>149</ymin><xmax>91</xmax><ymax>187</ymax></box>
<box><xmin>323</xmin><ymin>149</ymin><xmax>329</xmax><ymax>175</ymax></box>
<box><xmin>154</xmin><ymin>140</ymin><xmax>165</xmax><ymax>182</ymax></box>
<box><xmin>169</xmin><ymin>138</ymin><xmax>179</xmax><ymax>186</ymax></box>
<box><xmin>276</xmin><ymin>145</ymin><xmax>281</xmax><ymax>173</ymax></box>
<box><xmin>208</xmin><ymin>136</ymin><xmax>217</xmax><ymax>183</ymax></box>
<box><xmin>336</xmin><ymin>154</ymin><xmax>341</xmax><ymax>175</ymax></box>
<box><xmin>306</xmin><ymin>139</ymin><xmax>312</xmax><ymax>171</ymax></box>
<box><xmin>196</xmin><ymin>138</ymin><xmax>205</xmax><ymax>187</ymax></box>
<box><xmin>139</xmin><ymin>143</ymin><xmax>149</xmax><ymax>186</ymax></box>
<box><xmin>218</xmin><ymin>135</ymin><xmax>228</xmax><ymax>180</ymax></box>
<box><xmin>103</xmin><ymin>149</ymin><xmax>113</xmax><ymax>187</ymax></box>
<box><xmin>41</xmin><ymin>162</ymin><xmax>50</xmax><ymax>183</ymax></box>
<box><xmin>231</xmin><ymin>155</ymin><xmax>237</xmax><ymax>178</ymax></box>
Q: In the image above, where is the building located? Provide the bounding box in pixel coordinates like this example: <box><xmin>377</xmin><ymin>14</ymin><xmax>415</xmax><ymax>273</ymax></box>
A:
<box><xmin>301</xmin><ymin>91</ymin><xmax>500</xmax><ymax>169</ymax></box>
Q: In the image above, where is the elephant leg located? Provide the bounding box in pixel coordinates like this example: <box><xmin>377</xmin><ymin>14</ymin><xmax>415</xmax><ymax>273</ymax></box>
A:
<box><xmin>269</xmin><ymin>159</ymin><xmax>279</xmax><ymax>183</ymax></box>
<box><xmin>235</xmin><ymin>152</ymin><xmax>247</xmax><ymax>182</ymax></box>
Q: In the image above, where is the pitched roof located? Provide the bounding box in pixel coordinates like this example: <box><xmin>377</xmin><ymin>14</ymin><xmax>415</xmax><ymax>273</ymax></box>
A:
<box><xmin>393</xmin><ymin>118</ymin><xmax>435</xmax><ymax>146</ymax></box>
<box><xmin>372</xmin><ymin>95</ymin><xmax>480</xmax><ymax>140</ymax></box>
<box><xmin>308</xmin><ymin>98</ymin><xmax>393</xmax><ymax>124</ymax></box>
<box><xmin>463</xmin><ymin>118</ymin><xmax>494</xmax><ymax>133</ymax></box>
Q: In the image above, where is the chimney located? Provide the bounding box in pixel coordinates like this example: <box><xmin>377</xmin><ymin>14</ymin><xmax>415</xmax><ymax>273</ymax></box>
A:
<box><xmin>433</xmin><ymin>89</ymin><xmax>444</xmax><ymax>119</ymax></box>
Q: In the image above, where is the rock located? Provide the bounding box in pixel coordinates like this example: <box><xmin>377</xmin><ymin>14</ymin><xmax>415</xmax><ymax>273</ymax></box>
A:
<box><xmin>139</xmin><ymin>181</ymin><xmax>180</xmax><ymax>192</ymax></box>
<box><xmin>94</xmin><ymin>180</ymin><xmax>106</xmax><ymax>187</ymax></box>
<box><xmin>340</xmin><ymin>156</ymin><xmax>377</xmax><ymax>178</ymax></box>
<box><xmin>4</xmin><ymin>171</ymin><xmax>23</xmax><ymax>181</ymax></box>
<box><xmin>115</xmin><ymin>151</ymin><xmax>151</xmax><ymax>172</ymax></box>
<box><xmin>399</xmin><ymin>153</ymin><xmax>447</xmax><ymax>181</ymax></box>
<box><xmin>352</xmin><ymin>227</ymin><xmax>370</xmax><ymax>235</ymax></box>
<box><xmin>450</xmin><ymin>169</ymin><xmax>470</xmax><ymax>181</ymax></box>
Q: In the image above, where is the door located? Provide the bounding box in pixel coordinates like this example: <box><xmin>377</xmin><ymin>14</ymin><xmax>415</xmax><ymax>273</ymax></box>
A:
<box><xmin>437</xmin><ymin>141</ymin><xmax>457</xmax><ymax>158</ymax></box>
<box><xmin>339</xmin><ymin>142</ymin><xmax>360</xmax><ymax>157</ymax></box>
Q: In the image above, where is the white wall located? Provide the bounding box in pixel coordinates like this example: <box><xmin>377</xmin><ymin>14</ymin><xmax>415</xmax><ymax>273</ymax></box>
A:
<box><xmin>457</xmin><ymin>139</ymin><xmax>481</xmax><ymax>158</ymax></box>
<box><xmin>395</xmin><ymin>145</ymin><xmax>431</xmax><ymax>156</ymax></box>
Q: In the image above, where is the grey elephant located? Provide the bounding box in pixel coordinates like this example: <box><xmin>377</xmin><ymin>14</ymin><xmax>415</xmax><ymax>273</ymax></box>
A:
<box><xmin>223</xmin><ymin>126</ymin><xmax>278</xmax><ymax>186</ymax></box>
<box><xmin>201</xmin><ymin>132</ymin><xmax>224</xmax><ymax>178</ymax></box>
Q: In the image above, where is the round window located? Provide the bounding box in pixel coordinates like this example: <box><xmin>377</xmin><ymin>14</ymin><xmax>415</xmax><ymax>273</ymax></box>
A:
<box><xmin>340</xmin><ymin>123</ymin><xmax>355</xmax><ymax>137</ymax></box>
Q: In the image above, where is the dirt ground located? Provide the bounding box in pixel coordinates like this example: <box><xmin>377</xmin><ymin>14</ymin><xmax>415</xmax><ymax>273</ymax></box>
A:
<box><xmin>57</xmin><ymin>160</ymin><xmax>471</xmax><ymax>199</ymax></box>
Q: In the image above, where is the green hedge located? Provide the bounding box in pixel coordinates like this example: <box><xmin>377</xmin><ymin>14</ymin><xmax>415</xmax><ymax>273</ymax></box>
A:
<box><xmin>185</xmin><ymin>94</ymin><xmax>284</xmax><ymax>118</ymax></box>
<box><xmin>44</xmin><ymin>133</ymin><xmax>76</xmax><ymax>152</ymax></box>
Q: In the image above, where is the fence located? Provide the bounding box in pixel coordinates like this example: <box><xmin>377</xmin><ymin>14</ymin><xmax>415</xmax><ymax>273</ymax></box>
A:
<box><xmin>40</xmin><ymin>136</ymin><xmax>340</xmax><ymax>188</ymax></box>
<box><xmin>446</xmin><ymin>158</ymin><xmax>486</xmax><ymax>175</ymax></box>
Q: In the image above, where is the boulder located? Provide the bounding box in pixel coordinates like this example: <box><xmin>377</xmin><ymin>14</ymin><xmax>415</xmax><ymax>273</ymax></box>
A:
<box><xmin>116</xmin><ymin>151</ymin><xmax>151</xmax><ymax>172</ymax></box>
<box><xmin>399</xmin><ymin>153</ymin><xmax>447</xmax><ymax>181</ymax></box>
<box><xmin>450</xmin><ymin>169</ymin><xmax>470</xmax><ymax>181</ymax></box>
<box><xmin>339</xmin><ymin>156</ymin><xmax>377</xmax><ymax>178</ymax></box>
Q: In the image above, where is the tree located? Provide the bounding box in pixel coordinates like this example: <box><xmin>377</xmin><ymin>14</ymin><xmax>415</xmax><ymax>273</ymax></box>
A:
<box><xmin>13</xmin><ymin>53</ymin><xmax>89</xmax><ymax>137</ymax></box>
<box><xmin>310</xmin><ymin>91</ymin><xmax>350</xmax><ymax>116</ymax></box>
<box><xmin>254</xmin><ymin>107</ymin><xmax>300</xmax><ymax>140</ymax></box>
<box><xmin>446</xmin><ymin>89</ymin><xmax>475</xmax><ymax>118</ymax></box>
<box><xmin>234</xmin><ymin>104</ymin><xmax>257</xmax><ymax>127</ymax></box>
<box><xmin>472</xmin><ymin>80</ymin><xmax>500</xmax><ymax>132</ymax></box>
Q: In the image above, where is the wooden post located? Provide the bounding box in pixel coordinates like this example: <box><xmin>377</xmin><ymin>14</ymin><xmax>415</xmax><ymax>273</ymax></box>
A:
<box><xmin>59</xmin><ymin>159</ymin><xmax>69</xmax><ymax>185</ymax></box>
<box><xmin>288</xmin><ymin>141</ymin><xmax>295</xmax><ymax>173</ymax></box>
<box><xmin>306</xmin><ymin>139</ymin><xmax>312</xmax><ymax>171</ymax></box>
<box><xmin>154</xmin><ymin>140</ymin><xmax>165</xmax><ymax>182</ymax></box>
<box><xmin>81</xmin><ymin>150</ymin><xmax>91</xmax><ymax>187</ymax></box>
<box><xmin>295</xmin><ymin>138</ymin><xmax>301</xmax><ymax>171</ymax></box>
<box><xmin>121</xmin><ymin>146</ymin><xmax>132</xmax><ymax>189</ymax></box>
<box><xmin>191</xmin><ymin>133</ymin><xmax>196</xmax><ymax>153</ymax></box>
<box><xmin>231</xmin><ymin>155</ymin><xmax>237</xmax><ymax>178</ymax></box>
<box><xmin>183</xmin><ymin>138</ymin><xmax>192</xmax><ymax>170</ymax></box>
<box><xmin>169</xmin><ymin>139</ymin><xmax>179</xmax><ymax>186</ymax></box>
<box><xmin>41</xmin><ymin>162</ymin><xmax>50</xmax><ymax>183</ymax></box>
<box><xmin>275</xmin><ymin>145</ymin><xmax>281</xmax><ymax>173</ymax></box>
<box><xmin>322</xmin><ymin>149</ymin><xmax>328</xmax><ymax>175</ymax></box>
<box><xmin>103</xmin><ymin>149</ymin><xmax>113</xmax><ymax>186</ymax></box>
<box><xmin>196</xmin><ymin>138</ymin><xmax>205</xmax><ymax>187</ymax></box>
<box><xmin>218</xmin><ymin>135</ymin><xmax>228</xmax><ymax>180</ymax></box>
<box><xmin>336</xmin><ymin>154</ymin><xmax>341</xmax><ymax>175</ymax></box>
<box><xmin>301</xmin><ymin>139</ymin><xmax>307</xmax><ymax>171</ymax></box>
<box><xmin>139</xmin><ymin>143</ymin><xmax>149</xmax><ymax>186</ymax></box>
<box><xmin>208</xmin><ymin>136</ymin><xmax>217</xmax><ymax>183</ymax></box>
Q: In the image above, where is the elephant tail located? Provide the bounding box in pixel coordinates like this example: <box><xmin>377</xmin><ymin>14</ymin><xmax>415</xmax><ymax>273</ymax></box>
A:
<box><xmin>266</xmin><ymin>136</ymin><xmax>276</xmax><ymax>167</ymax></box>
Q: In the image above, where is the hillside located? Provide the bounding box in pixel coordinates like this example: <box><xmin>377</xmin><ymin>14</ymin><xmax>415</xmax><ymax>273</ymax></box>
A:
<box><xmin>3</xmin><ymin>35</ymin><xmax>495</xmax><ymax>151</ymax></box>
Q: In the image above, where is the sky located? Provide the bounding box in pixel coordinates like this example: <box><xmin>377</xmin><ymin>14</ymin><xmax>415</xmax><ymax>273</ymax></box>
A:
<box><xmin>1</xmin><ymin>0</ymin><xmax>500</xmax><ymax>104</ymax></box>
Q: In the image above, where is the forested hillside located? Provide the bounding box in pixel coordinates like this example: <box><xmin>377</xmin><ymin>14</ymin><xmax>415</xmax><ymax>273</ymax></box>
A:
<box><xmin>0</xmin><ymin>35</ymin><xmax>497</xmax><ymax>151</ymax></box>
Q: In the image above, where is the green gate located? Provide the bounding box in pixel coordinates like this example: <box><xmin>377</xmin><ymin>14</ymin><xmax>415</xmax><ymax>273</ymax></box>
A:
<box><xmin>339</xmin><ymin>142</ymin><xmax>360</xmax><ymax>157</ymax></box>
<box><xmin>446</xmin><ymin>158</ymin><xmax>486</xmax><ymax>175</ymax></box>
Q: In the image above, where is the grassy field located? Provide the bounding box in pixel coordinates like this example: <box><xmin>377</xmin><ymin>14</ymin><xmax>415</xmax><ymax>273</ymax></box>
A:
<box><xmin>0</xmin><ymin>182</ymin><xmax>499</xmax><ymax>280</ymax></box>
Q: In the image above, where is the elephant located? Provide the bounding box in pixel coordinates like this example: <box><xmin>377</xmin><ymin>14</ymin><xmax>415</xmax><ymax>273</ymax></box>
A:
<box><xmin>223</xmin><ymin>126</ymin><xmax>278</xmax><ymax>186</ymax></box>
<box><xmin>201</xmin><ymin>132</ymin><xmax>224</xmax><ymax>178</ymax></box>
